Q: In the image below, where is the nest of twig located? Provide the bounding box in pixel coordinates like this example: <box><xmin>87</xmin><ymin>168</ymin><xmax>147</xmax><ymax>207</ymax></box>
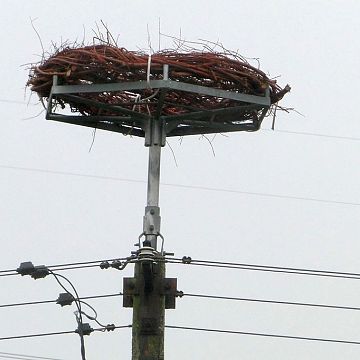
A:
<box><xmin>27</xmin><ymin>43</ymin><xmax>290</xmax><ymax>117</ymax></box>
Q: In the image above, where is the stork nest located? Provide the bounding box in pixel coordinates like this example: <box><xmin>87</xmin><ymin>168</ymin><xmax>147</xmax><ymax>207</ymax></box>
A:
<box><xmin>27</xmin><ymin>44</ymin><xmax>290</xmax><ymax>117</ymax></box>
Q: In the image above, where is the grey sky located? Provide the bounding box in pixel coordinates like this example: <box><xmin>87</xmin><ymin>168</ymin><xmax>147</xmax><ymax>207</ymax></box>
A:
<box><xmin>0</xmin><ymin>0</ymin><xmax>359</xmax><ymax>359</ymax></box>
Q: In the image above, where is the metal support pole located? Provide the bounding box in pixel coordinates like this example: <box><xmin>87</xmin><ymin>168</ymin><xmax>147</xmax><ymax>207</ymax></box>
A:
<box><xmin>142</xmin><ymin>114</ymin><xmax>165</xmax><ymax>251</ymax></box>
<box><xmin>144</xmin><ymin>142</ymin><xmax>162</xmax><ymax>249</ymax></box>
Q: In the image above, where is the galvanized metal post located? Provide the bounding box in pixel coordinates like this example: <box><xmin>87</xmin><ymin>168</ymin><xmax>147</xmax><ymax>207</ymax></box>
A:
<box><xmin>144</xmin><ymin>120</ymin><xmax>162</xmax><ymax>249</ymax></box>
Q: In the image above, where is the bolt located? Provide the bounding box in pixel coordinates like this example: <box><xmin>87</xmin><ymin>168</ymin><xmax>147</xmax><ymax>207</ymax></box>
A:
<box><xmin>150</xmin><ymin>209</ymin><xmax>155</xmax><ymax>215</ymax></box>
<box><xmin>149</xmin><ymin>225</ymin><xmax>154</xmax><ymax>231</ymax></box>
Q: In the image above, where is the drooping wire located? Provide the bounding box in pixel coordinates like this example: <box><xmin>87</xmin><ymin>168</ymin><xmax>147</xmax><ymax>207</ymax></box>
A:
<box><xmin>165</xmin><ymin>325</ymin><xmax>360</xmax><ymax>346</ymax></box>
<box><xmin>46</xmin><ymin>270</ymin><xmax>121</xmax><ymax>358</ymax></box>
<box><xmin>47</xmin><ymin>270</ymin><xmax>86</xmax><ymax>360</ymax></box>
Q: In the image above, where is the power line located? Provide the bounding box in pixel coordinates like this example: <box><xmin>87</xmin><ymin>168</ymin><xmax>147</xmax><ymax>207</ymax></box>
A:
<box><xmin>0</xmin><ymin>293</ymin><xmax>122</xmax><ymax>309</ymax></box>
<box><xmin>167</xmin><ymin>257</ymin><xmax>360</xmax><ymax>280</ymax></box>
<box><xmin>0</xmin><ymin>257</ymin><xmax>131</xmax><ymax>278</ymax></box>
<box><xmin>262</xmin><ymin>128</ymin><xmax>360</xmax><ymax>142</ymax></box>
<box><xmin>165</xmin><ymin>324</ymin><xmax>360</xmax><ymax>345</ymax></box>
<box><xmin>0</xmin><ymin>325</ymin><xmax>131</xmax><ymax>341</ymax></box>
<box><xmin>0</xmin><ymin>351</ymin><xmax>63</xmax><ymax>360</ymax></box>
<box><xmin>181</xmin><ymin>292</ymin><xmax>360</xmax><ymax>312</ymax></box>
<box><xmin>2</xmin><ymin>288</ymin><xmax>360</xmax><ymax>314</ymax></box>
<box><xmin>1</xmin><ymin>164</ymin><xmax>359</xmax><ymax>207</ymax></box>
<box><xmin>2</xmin><ymin>255</ymin><xmax>360</xmax><ymax>282</ymax></box>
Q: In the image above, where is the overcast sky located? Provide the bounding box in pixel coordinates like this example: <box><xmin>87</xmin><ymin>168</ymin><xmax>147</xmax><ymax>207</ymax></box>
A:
<box><xmin>1</xmin><ymin>0</ymin><xmax>360</xmax><ymax>359</ymax></box>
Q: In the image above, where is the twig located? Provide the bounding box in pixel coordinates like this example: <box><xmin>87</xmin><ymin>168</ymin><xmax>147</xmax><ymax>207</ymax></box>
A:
<box><xmin>166</xmin><ymin>140</ymin><xmax>178</xmax><ymax>167</ymax></box>
<box><xmin>30</xmin><ymin>17</ymin><xmax>45</xmax><ymax>62</ymax></box>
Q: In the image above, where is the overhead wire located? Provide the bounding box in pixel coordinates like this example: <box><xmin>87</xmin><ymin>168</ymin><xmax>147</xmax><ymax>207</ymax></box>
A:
<box><xmin>2</xmin><ymin>256</ymin><xmax>360</xmax><ymax>281</ymax></box>
<box><xmin>262</xmin><ymin>128</ymin><xmax>360</xmax><ymax>142</ymax></box>
<box><xmin>165</xmin><ymin>324</ymin><xmax>360</xmax><ymax>345</ymax></box>
<box><xmin>0</xmin><ymin>293</ymin><xmax>122</xmax><ymax>309</ymax></box>
<box><xmin>0</xmin><ymin>325</ymin><xmax>131</xmax><ymax>341</ymax></box>
<box><xmin>0</xmin><ymin>351</ymin><xmax>64</xmax><ymax>360</ymax></box>
<box><xmin>2</xmin><ymin>290</ymin><xmax>359</xmax><ymax>314</ymax></box>
<box><xmin>181</xmin><ymin>292</ymin><xmax>360</xmax><ymax>312</ymax></box>
<box><xmin>47</xmin><ymin>270</ymin><xmax>86</xmax><ymax>360</ymax></box>
<box><xmin>17</xmin><ymin>268</ymin><xmax>126</xmax><ymax>360</ymax></box>
<box><xmin>0</xmin><ymin>256</ymin><xmax>131</xmax><ymax>278</ymax></box>
<box><xmin>1</xmin><ymin>164</ymin><xmax>359</xmax><ymax>207</ymax></box>
<box><xmin>166</xmin><ymin>257</ymin><xmax>360</xmax><ymax>280</ymax></box>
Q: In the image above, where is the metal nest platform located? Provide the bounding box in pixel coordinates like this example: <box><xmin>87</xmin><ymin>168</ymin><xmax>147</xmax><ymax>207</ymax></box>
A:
<box><xmin>46</xmin><ymin>65</ymin><xmax>271</xmax><ymax>140</ymax></box>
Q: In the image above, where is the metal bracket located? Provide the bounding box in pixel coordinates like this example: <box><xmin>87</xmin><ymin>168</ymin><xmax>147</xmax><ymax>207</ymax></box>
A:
<box><xmin>143</xmin><ymin>206</ymin><xmax>161</xmax><ymax>236</ymax></box>
<box><xmin>144</xmin><ymin>118</ymin><xmax>166</xmax><ymax>147</ymax></box>
<box><xmin>45</xmin><ymin>70</ymin><xmax>271</xmax><ymax>138</ymax></box>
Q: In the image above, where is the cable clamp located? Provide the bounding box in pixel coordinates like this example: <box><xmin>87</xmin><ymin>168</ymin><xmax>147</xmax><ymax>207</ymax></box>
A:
<box><xmin>16</xmin><ymin>262</ymin><xmax>49</xmax><ymax>279</ymax></box>
<box><xmin>56</xmin><ymin>293</ymin><xmax>75</xmax><ymax>307</ymax></box>
<box><xmin>75</xmin><ymin>323</ymin><xmax>93</xmax><ymax>336</ymax></box>
<box><xmin>182</xmin><ymin>256</ymin><xmax>192</xmax><ymax>264</ymax></box>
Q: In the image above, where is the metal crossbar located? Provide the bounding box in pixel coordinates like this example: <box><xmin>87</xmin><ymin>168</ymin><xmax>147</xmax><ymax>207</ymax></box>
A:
<box><xmin>46</xmin><ymin>69</ymin><xmax>271</xmax><ymax>138</ymax></box>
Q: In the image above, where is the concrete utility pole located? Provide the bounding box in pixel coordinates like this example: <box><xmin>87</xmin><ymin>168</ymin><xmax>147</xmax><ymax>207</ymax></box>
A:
<box><xmin>123</xmin><ymin>115</ymin><xmax>177</xmax><ymax>360</ymax></box>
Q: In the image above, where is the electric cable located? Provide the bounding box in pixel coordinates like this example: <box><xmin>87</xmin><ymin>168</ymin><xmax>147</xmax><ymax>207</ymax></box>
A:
<box><xmin>166</xmin><ymin>257</ymin><xmax>360</xmax><ymax>280</ymax></box>
<box><xmin>41</xmin><ymin>269</ymin><xmax>123</xmax><ymax>359</ymax></box>
<box><xmin>165</xmin><ymin>325</ymin><xmax>360</xmax><ymax>345</ymax></box>
<box><xmin>0</xmin><ymin>256</ymin><xmax>132</xmax><ymax>278</ymax></box>
<box><xmin>180</xmin><ymin>292</ymin><xmax>360</xmax><ymax>312</ymax></box>
<box><xmin>0</xmin><ymin>351</ymin><xmax>64</xmax><ymax>360</ymax></box>
<box><xmin>0</xmin><ymin>293</ymin><xmax>122</xmax><ymax>309</ymax></box>
<box><xmin>262</xmin><ymin>128</ymin><xmax>360</xmax><ymax>142</ymax></box>
<box><xmin>1</xmin><ymin>164</ymin><xmax>359</xmax><ymax>207</ymax></box>
<box><xmin>0</xmin><ymin>325</ymin><xmax>131</xmax><ymax>341</ymax></box>
<box><xmin>2</xmin><ymin>255</ymin><xmax>360</xmax><ymax>281</ymax></box>
<box><xmin>47</xmin><ymin>270</ymin><xmax>86</xmax><ymax>360</ymax></box>
<box><xmin>0</xmin><ymin>290</ymin><xmax>359</xmax><ymax>314</ymax></box>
